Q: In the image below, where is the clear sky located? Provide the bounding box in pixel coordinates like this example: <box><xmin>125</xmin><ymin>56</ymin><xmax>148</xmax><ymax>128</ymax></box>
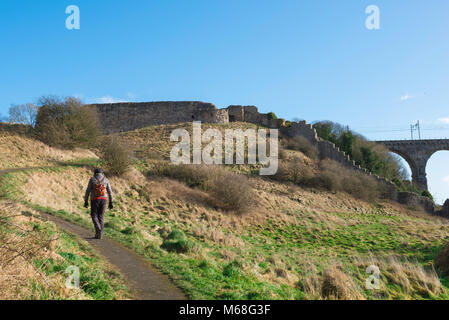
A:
<box><xmin>1</xmin><ymin>0</ymin><xmax>448</xmax><ymax>203</ymax></box>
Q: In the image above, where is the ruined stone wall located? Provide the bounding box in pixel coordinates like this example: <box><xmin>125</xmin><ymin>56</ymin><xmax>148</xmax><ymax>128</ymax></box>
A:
<box><xmin>89</xmin><ymin>101</ymin><xmax>229</xmax><ymax>134</ymax></box>
<box><xmin>90</xmin><ymin>102</ymin><xmax>282</xmax><ymax>134</ymax></box>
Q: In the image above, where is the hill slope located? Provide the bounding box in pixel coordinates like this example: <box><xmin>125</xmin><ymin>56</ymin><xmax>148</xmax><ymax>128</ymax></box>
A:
<box><xmin>2</xmin><ymin>124</ymin><xmax>449</xmax><ymax>300</ymax></box>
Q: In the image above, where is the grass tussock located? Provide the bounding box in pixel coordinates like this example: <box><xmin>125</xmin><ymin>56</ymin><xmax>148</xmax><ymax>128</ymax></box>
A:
<box><xmin>354</xmin><ymin>256</ymin><xmax>442</xmax><ymax>298</ymax></box>
<box><xmin>321</xmin><ymin>265</ymin><xmax>364</xmax><ymax>300</ymax></box>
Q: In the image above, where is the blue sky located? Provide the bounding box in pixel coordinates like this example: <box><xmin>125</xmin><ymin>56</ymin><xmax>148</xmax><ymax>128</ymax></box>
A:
<box><xmin>1</xmin><ymin>0</ymin><xmax>449</xmax><ymax>203</ymax></box>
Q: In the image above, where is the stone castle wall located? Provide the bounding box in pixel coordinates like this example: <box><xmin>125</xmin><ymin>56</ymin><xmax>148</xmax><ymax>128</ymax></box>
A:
<box><xmin>89</xmin><ymin>102</ymin><xmax>287</xmax><ymax>134</ymax></box>
<box><xmin>90</xmin><ymin>101</ymin><xmax>229</xmax><ymax>134</ymax></box>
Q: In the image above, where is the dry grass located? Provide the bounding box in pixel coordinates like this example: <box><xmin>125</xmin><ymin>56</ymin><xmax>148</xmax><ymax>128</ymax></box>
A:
<box><xmin>321</xmin><ymin>265</ymin><xmax>365</xmax><ymax>300</ymax></box>
<box><xmin>13</xmin><ymin>162</ymin><xmax>449</xmax><ymax>300</ymax></box>
<box><xmin>0</xmin><ymin>133</ymin><xmax>97</xmax><ymax>170</ymax></box>
<box><xmin>153</xmin><ymin>164</ymin><xmax>257</xmax><ymax>214</ymax></box>
<box><xmin>355</xmin><ymin>255</ymin><xmax>442</xmax><ymax>298</ymax></box>
<box><xmin>0</xmin><ymin>200</ymin><xmax>87</xmax><ymax>299</ymax></box>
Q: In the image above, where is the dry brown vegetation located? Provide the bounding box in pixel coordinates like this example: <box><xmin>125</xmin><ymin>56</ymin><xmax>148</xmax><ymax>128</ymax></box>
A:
<box><xmin>274</xmin><ymin>153</ymin><xmax>386</xmax><ymax>202</ymax></box>
<box><xmin>0</xmin><ymin>133</ymin><xmax>97</xmax><ymax>170</ymax></box>
<box><xmin>0</xmin><ymin>198</ymin><xmax>129</xmax><ymax>300</ymax></box>
<box><xmin>152</xmin><ymin>164</ymin><xmax>256</xmax><ymax>214</ymax></box>
<box><xmin>0</xmin><ymin>200</ymin><xmax>87</xmax><ymax>299</ymax></box>
<box><xmin>283</xmin><ymin>136</ymin><xmax>318</xmax><ymax>159</ymax></box>
<box><xmin>98</xmin><ymin>136</ymin><xmax>135</xmax><ymax>177</ymax></box>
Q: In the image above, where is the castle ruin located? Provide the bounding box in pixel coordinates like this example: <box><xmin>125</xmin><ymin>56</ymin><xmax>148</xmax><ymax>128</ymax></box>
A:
<box><xmin>87</xmin><ymin>101</ymin><xmax>285</xmax><ymax>134</ymax></box>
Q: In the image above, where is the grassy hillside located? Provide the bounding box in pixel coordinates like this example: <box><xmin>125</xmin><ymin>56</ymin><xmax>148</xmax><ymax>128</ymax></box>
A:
<box><xmin>1</xmin><ymin>124</ymin><xmax>449</xmax><ymax>300</ymax></box>
<box><xmin>0</xmin><ymin>132</ymin><xmax>97</xmax><ymax>170</ymax></box>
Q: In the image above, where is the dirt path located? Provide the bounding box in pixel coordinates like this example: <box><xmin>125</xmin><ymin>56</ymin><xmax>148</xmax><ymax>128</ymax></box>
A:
<box><xmin>0</xmin><ymin>167</ymin><xmax>186</xmax><ymax>300</ymax></box>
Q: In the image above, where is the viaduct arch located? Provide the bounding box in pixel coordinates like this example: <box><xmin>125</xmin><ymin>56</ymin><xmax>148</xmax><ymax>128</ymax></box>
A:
<box><xmin>375</xmin><ymin>139</ymin><xmax>449</xmax><ymax>190</ymax></box>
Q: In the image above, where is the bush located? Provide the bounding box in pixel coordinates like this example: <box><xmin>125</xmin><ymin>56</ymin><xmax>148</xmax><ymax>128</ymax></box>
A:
<box><xmin>154</xmin><ymin>164</ymin><xmax>256</xmax><ymax>214</ymax></box>
<box><xmin>267</xmin><ymin>112</ymin><xmax>277</xmax><ymax>120</ymax></box>
<box><xmin>284</xmin><ymin>136</ymin><xmax>318</xmax><ymax>159</ymax></box>
<box><xmin>157</xmin><ymin>164</ymin><xmax>210</xmax><ymax>189</ymax></box>
<box><xmin>272</xmin><ymin>158</ymin><xmax>383</xmax><ymax>202</ymax></box>
<box><xmin>207</xmin><ymin>168</ymin><xmax>256</xmax><ymax>214</ymax></box>
<box><xmin>161</xmin><ymin>229</ymin><xmax>193</xmax><ymax>253</ymax></box>
<box><xmin>34</xmin><ymin>96</ymin><xmax>100</xmax><ymax>149</ymax></box>
<box><xmin>99</xmin><ymin>136</ymin><xmax>135</xmax><ymax>176</ymax></box>
<box><xmin>274</xmin><ymin>155</ymin><xmax>314</xmax><ymax>186</ymax></box>
<box><xmin>319</xmin><ymin>160</ymin><xmax>380</xmax><ymax>201</ymax></box>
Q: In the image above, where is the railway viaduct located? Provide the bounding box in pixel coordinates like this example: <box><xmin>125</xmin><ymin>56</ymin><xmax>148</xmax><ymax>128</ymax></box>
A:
<box><xmin>375</xmin><ymin>139</ymin><xmax>449</xmax><ymax>190</ymax></box>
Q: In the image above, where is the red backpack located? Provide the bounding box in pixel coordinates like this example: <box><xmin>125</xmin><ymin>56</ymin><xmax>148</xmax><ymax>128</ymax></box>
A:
<box><xmin>93</xmin><ymin>177</ymin><xmax>107</xmax><ymax>198</ymax></box>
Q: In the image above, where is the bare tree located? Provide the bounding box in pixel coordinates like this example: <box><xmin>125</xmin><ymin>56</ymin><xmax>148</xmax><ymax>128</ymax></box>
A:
<box><xmin>9</xmin><ymin>103</ymin><xmax>38</xmax><ymax>126</ymax></box>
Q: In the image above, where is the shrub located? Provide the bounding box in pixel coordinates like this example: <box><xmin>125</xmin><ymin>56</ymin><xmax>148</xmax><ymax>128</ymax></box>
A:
<box><xmin>34</xmin><ymin>96</ymin><xmax>100</xmax><ymax>149</ymax></box>
<box><xmin>284</xmin><ymin>136</ymin><xmax>318</xmax><ymax>159</ymax></box>
<box><xmin>435</xmin><ymin>243</ymin><xmax>449</xmax><ymax>276</ymax></box>
<box><xmin>207</xmin><ymin>168</ymin><xmax>256</xmax><ymax>214</ymax></box>
<box><xmin>273</xmin><ymin>158</ymin><xmax>383</xmax><ymax>202</ymax></box>
<box><xmin>274</xmin><ymin>155</ymin><xmax>314</xmax><ymax>186</ymax></box>
<box><xmin>158</xmin><ymin>164</ymin><xmax>210</xmax><ymax>189</ymax></box>
<box><xmin>319</xmin><ymin>160</ymin><xmax>380</xmax><ymax>201</ymax></box>
<box><xmin>161</xmin><ymin>229</ymin><xmax>192</xmax><ymax>253</ymax></box>
<box><xmin>153</xmin><ymin>164</ymin><xmax>256</xmax><ymax>214</ymax></box>
<box><xmin>99</xmin><ymin>136</ymin><xmax>135</xmax><ymax>176</ymax></box>
<box><xmin>267</xmin><ymin>112</ymin><xmax>277</xmax><ymax>120</ymax></box>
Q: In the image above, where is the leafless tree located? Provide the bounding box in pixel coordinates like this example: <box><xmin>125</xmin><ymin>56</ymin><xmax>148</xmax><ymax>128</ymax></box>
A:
<box><xmin>8</xmin><ymin>103</ymin><xmax>38</xmax><ymax>126</ymax></box>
